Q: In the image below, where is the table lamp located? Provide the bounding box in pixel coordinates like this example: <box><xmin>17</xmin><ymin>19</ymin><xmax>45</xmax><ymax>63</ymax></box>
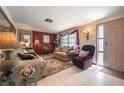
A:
<box><xmin>0</xmin><ymin>31</ymin><xmax>20</xmax><ymax>76</ymax></box>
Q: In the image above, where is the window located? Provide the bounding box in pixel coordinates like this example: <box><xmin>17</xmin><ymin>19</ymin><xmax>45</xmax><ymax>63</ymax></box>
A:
<box><xmin>69</xmin><ymin>32</ymin><xmax>77</xmax><ymax>48</ymax></box>
<box><xmin>61</xmin><ymin>35</ymin><xmax>68</xmax><ymax>47</ymax></box>
<box><xmin>97</xmin><ymin>25</ymin><xmax>104</xmax><ymax>66</ymax></box>
<box><xmin>61</xmin><ymin>32</ymin><xmax>77</xmax><ymax>47</ymax></box>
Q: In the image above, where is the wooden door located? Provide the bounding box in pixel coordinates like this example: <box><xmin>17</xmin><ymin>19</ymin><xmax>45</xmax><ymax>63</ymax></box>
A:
<box><xmin>104</xmin><ymin>19</ymin><xmax>124</xmax><ymax>72</ymax></box>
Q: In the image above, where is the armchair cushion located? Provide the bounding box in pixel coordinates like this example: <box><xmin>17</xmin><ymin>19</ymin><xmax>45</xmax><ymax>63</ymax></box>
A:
<box><xmin>78</xmin><ymin>50</ymin><xmax>89</xmax><ymax>57</ymax></box>
<box><xmin>67</xmin><ymin>50</ymin><xmax>77</xmax><ymax>55</ymax></box>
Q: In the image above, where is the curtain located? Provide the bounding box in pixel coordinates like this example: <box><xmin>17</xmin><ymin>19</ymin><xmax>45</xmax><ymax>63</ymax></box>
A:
<box><xmin>59</xmin><ymin>30</ymin><xmax>80</xmax><ymax>48</ymax></box>
<box><xmin>69</xmin><ymin>30</ymin><xmax>80</xmax><ymax>46</ymax></box>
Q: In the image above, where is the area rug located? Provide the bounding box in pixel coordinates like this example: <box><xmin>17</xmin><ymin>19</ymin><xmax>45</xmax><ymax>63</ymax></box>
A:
<box><xmin>28</xmin><ymin>57</ymin><xmax>73</xmax><ymax>85</ymax></box>
<box><xmin>0</xmin><ymin>57</ymin><xmax>73</xmax><ymax>86</ymax></box>
<box><xmin>28</xmin><ymin>58</ymin><xmax>73</xmax><ymax>86</ymax></box>
<box><xmin>43</xmin><ymin>58</ymin><xmax>73</xmax><ymax>77</ymax></box>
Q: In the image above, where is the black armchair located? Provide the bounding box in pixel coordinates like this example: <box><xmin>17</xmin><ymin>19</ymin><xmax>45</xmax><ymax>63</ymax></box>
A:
<box><xmin>72</xmin><ymin>45</ymin><xmax>95</xmax><ymax>70</ymax></box>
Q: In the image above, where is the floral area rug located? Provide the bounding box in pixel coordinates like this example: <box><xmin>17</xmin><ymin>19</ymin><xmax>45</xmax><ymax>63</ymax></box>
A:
<box><xmin>29</xmin><ymin>58</ymin><xmax>73</xmax><ymax>86</ymax></box>
<box><xmin>0</xmin><ymin>57</ymin><xmax>73</xmax><ymax>86</ymax></box>
<box><xmin>42</xmin><ymin>58</ymin><xmax>73</xmax><ymax>77</ymax></box>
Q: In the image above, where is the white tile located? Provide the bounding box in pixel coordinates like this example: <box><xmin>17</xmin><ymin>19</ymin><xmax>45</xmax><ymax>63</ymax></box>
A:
<box><xmin>36</xmin><ymin>65</ymin><xmax>124</xmax><ymax>86</ymax></box>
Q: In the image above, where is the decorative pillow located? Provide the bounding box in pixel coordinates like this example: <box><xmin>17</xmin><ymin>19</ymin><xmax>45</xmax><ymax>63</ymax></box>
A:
<box><xmin>78</xmin><ymin>50</ymin><xmax>89</xmax><ymax>57</ymax></box>
<box><xmin>62</xmin><ymin>47</ymin><xmax>69</xmax><ymax>53</ymax></box>
<box><xmin>67</xmin><ymin>50</ymin><xmax>76</xmax><ymax>55</ymax></box>
<box><xmin>55</xmin><ymin>47</ymin><xmax>61</xmax><ymax>52</ymax></box>
<box><xmin>26</xmin><ymin>49</ymin><xmax>35</xmax><ymax>53</ymax></box>
<box><xmin>23</xmin><ymin>49</ymin><xmax>29</xmax><ymax>53</ymax></box>
<box><xmin>18</xmin><ymin>53</ymin><xmax>35</xmax><ymax>60</ymax></box>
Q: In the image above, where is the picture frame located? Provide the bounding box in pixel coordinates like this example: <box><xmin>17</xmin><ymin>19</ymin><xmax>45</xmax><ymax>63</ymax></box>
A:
<box><xmin>19</xmin><ymin>33</ymin><xmax>31</xmax><ymax>48</ymax></box>
<box><xmin>43</xmin><ymin>35</ymin><xmax>50</xmax><ymax>43</ymax></box>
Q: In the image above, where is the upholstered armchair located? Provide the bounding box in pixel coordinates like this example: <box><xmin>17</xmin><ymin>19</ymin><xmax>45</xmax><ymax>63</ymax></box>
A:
<box><xmin>72</xmin><ymin>45</ymin><xmax>95</xmax><ymax>70</ymax></box>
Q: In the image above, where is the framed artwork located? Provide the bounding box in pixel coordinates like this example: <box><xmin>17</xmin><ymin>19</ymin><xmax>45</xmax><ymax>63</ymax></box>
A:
<box><xmin>19</xmin><ymin>33</ymin><xmax>31</xmax><ymax>48</ymax></box>
<box><xmin>43</xmin><ymin>35</ymin><xmax>50</xmax><ymax>43</ymax></box>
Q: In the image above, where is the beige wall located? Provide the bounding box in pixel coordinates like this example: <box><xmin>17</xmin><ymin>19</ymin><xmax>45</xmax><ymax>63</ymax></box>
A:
<box><xmin>78</xmin><ymin>22</ymin><xmax>97</xmax><ymax>48</ymax></box>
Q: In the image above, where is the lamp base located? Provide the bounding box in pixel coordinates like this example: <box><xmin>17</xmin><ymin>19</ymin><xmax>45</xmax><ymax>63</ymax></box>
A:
<box><xmin>3</xmin><ymin>50</ymin><xmax>14</xmax><ymax>60</ymax></box>
<box><xmin>0</xmin><ymin>50</ymin><xmax>18</xmax><ymax>77</ymax></box>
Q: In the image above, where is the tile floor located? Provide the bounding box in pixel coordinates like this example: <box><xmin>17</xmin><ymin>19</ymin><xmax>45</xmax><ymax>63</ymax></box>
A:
<box><xmin>37</xmin><ymin>65</ymin><xmax>124</xmax><ymax>86</ymax></box>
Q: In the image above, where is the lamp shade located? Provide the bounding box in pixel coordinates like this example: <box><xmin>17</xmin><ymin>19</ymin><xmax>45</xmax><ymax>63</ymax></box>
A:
<box><xmin>34</xmin><ymin>40</ymin><xmax>40</xmax><ymax>45</ymax></box>
<box><xmin>0</xmin><ymin>31</ymin><xmax>20</xmax><ymax>51</ymax></box>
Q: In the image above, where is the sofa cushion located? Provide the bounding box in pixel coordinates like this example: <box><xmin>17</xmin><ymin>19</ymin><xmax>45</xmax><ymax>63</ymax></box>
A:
<box><xmin>62</xmin><ymin>47</ymin><xmax>69</xmax><ymax>53</ymax></box>
<box><xmin>78</xmin><ymin>50</ymin><xmax>89</xmax><ymax>57</ymax></box>
<box><xmin>54</xmin><ymin>52</ymin><xmax>67</xmax><ymax>57</ymax></box>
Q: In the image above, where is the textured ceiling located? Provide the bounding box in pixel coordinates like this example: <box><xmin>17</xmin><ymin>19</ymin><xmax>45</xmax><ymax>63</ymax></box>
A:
<box><xmin>7</xmin><ymin>6</ymin><xmax>124</xmax><ymax>33</ymax></box>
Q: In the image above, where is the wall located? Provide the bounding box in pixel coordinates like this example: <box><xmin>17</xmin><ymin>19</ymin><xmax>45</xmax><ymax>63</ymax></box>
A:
<box><xmin>33</xmin><ymin>31</ymin><xmax>57</xmax><ymax>55</ymax></box>
<box><xmin>78</xmin><ymin>22</ymin><xmax>97</xmax><ymax>48</ymax></box>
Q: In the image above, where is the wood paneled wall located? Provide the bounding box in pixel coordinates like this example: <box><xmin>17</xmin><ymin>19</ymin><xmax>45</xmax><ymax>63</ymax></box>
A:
<box><xmin>33</xmin><ymin>31</ymin><xmax>57</xmax><ymax>55</ymax></box>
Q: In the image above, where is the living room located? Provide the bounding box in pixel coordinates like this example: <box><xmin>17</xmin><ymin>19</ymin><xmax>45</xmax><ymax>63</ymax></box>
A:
<box><xmin>0</xmin><ymin>6</ymin><xmax>124</xmax><ymax>87</ymax></box>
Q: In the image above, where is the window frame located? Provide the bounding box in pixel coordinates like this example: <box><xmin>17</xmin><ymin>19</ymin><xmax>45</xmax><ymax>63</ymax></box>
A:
<box><xmin>61</xmin><ymin>31</ymin><xmax>77</xmax><ymax>48</ymax></box>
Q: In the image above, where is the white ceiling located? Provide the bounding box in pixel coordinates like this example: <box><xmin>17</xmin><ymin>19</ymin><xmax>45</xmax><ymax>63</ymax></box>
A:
<box><xmin>7</xmin><ymin>6</ymin><xmax>124</xmax><ymax>33</ymax></box>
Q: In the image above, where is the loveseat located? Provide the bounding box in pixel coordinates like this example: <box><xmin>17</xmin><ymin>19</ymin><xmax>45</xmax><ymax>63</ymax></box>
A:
<box><xmin>54</xmin><ymin>46</ymin><xmax>78</xmax><ymax>62</ymax></box>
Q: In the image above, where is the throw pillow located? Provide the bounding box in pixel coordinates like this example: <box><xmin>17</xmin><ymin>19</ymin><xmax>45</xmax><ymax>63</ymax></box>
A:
<box><xmin>62</xmin><ymin>47</ymin><xmax>69</xmax><ymax>53</ymax></box>
<box><xmin>26</xmin><ymin>49</ymin><xmax>35</xmax><ymax>53</ymax></box>
<box><xmin>67</xmin><ymin>50</ymin><xmax>76</xmax><ymax>55</ymax></box>
<box><xmin>78</xmin><ymin>50</ymin><xmax>89</xmax><ymax>57</ymax></box>
<box><xmin>55</xmin><ymin>47</ymin><xmax>61</xmax><ymax>52</ymax></box>
<box><xmin>18</xmin><ymin>53</ymin><xmax>35</xmax><ymax>60</ymax></box>
<box><xmin>23</xmin><ymin>49</ymin><xmax>29</xmax><ymax>53</ymax></box>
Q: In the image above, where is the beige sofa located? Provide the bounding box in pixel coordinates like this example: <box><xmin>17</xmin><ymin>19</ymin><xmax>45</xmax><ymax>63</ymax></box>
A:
<box><xmin>54</xmin><ymin>46</ymin><xmax>78</xmax><ymax>62</ymax></box>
